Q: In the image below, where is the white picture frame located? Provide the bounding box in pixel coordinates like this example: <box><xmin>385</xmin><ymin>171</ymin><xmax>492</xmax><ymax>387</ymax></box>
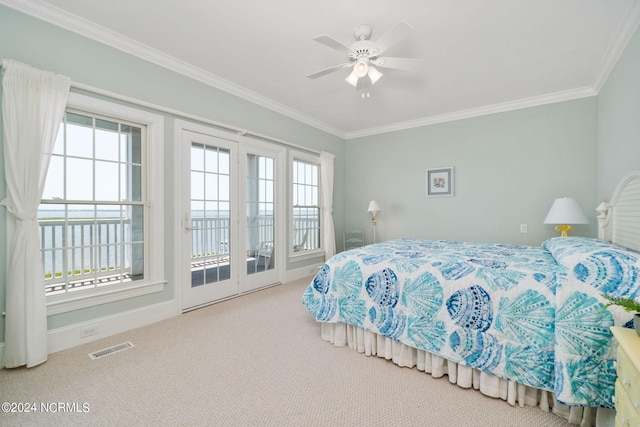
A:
<box><xmin>426</xmin><ymin>167</ymin><xmax>454</xmax><ymax>197</ymax></box>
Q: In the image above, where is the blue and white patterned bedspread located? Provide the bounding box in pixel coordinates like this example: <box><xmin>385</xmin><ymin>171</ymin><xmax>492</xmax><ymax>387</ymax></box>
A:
<box><xmin>302</xmin><ymin>238</ymin><xmax>637</xmax><ymax>408</ymax></box>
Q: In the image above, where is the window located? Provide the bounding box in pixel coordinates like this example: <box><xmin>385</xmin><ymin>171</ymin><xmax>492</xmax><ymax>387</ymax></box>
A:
<box><xmin>39</xmin><ymin>93</ymin><xmax>164</xmax><ymax>313</ymax></box>
<box><xmin>291</xmin><ymin>153</ymin><xmax>321</xmax><ymax>256</ymax></box>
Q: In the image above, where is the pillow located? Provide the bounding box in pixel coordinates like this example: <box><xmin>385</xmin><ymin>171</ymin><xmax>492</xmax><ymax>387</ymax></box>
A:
<box><xmin>542</xmin><ymin>237</ymin><xmax>613</xmax><ymax>259</ymax></box>
<box><xmin>542</xmin><ymin>237</ymin><xmax>640</xmax><ymax>298</ymax></box>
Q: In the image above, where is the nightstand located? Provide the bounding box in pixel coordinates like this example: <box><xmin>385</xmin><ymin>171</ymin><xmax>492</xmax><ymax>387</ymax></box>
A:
<box><xmin>611</xmin><ymin>326</ymin><xmax>640</xmax><ymax>427</ymax></box>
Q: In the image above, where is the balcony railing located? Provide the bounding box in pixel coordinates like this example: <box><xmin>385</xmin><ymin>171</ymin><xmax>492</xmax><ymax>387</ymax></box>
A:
<box><xmin>40</xmin><ymin>218</ymin><xmax>138</xmax><ymax>295</ymax></box>
<box><xmin>40</xmin><ymin>214</ymin><xmax>319</xmax><ymax>293</ymax></box>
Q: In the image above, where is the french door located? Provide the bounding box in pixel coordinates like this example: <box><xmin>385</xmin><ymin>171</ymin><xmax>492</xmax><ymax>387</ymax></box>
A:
<box><xmin>178</xmin><ymin>122</ymin><xmax>284</xmax><ymax>311</ymax></box>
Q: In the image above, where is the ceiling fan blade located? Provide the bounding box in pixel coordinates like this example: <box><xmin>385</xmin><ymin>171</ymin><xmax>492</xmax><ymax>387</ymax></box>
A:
<box><xmin>306</xmin><ymin>63</ymin><xmax>352</xmax><ymax>79</ymax></box>
<box><xmin>312</xmin><ymin>35</ymin><xmax>353</xmax><ymax>55</ymax></box>
<box><xmin>376</xmin><ymin>21</ymin><xmax>415</xmax><ymax>55</ymax></box>
<box><xmin>374</xmin><ymin>57</ymin><xmax>422</xmax><ymax>71</ymax></box>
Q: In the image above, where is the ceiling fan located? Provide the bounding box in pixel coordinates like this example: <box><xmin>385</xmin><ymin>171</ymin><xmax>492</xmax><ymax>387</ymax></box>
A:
<box><xmin>306</xmin><ymin>21</ymin><xmax>421</xmax><ymax>92</ymax></box>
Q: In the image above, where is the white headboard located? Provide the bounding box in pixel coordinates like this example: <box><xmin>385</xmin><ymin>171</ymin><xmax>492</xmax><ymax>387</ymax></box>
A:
<box><xmin>597</xmin><ymin>171</ymin><xmax>640</xmax><ymax>252</ymax></box>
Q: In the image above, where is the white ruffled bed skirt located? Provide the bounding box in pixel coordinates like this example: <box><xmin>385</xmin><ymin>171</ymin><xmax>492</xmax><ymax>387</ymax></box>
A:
<box><xmin>320</xmin><ymin>323</ymin><xmax>615</xmax><ymax>427</ymax></box>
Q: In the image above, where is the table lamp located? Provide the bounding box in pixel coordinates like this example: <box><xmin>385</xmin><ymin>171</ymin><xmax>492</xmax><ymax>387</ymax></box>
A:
<box><xmin>543</xmin><ymin>197</ymin><xmax>589</xmax><ymax>237</ymax></box>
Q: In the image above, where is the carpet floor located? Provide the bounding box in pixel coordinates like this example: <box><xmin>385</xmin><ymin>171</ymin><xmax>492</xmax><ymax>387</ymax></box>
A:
<box><xmin>0</xmin><ymin>277</ymin><xmax>571</xmax><ymax>426</ymax></box>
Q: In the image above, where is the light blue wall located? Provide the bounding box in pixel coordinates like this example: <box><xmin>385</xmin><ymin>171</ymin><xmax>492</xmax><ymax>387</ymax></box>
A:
<box><xmin>597</xmin><ymin>26</ymin><xmax>640</xmax><ymax>201</ymax></box>
<box><xmin>345</xmin><ymin>98</ymin><xmax>598</xmax><ymax>246</ymax></box>
<box><xmin>0</xmin><ymin>6</ymin><xmax>344</xmax><ymax>339</ymax></box>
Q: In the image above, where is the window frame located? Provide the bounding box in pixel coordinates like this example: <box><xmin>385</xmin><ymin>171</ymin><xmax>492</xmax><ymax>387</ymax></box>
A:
<box><xmin>289</xmin><ymin>150</ymin><xmax>323</xmax><ymax>261</ymax></box>
<box><xmin>44</xmin><ymin>92</ymin><xmax>165</xmax><ymax>316</ymax></box>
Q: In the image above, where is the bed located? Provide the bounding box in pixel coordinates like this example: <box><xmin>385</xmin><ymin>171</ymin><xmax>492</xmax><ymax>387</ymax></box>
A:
<box><xmin>302</xmin><ymin>171</ymin><xmax>640</xmax><ymax>426</ymax></box>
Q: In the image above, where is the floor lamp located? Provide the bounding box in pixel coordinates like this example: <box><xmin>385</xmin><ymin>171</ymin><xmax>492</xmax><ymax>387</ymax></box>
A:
<box><xmin>368</xmin><ymin>200</ymin><xmax>381</xmax><ymax>243</ymax></box>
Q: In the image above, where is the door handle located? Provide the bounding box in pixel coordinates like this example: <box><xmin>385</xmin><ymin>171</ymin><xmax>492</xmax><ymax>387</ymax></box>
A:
<box><xmin>183</xmin><ymin>214</ymin><xmax>201</xmax><ymax>232</ymax></box>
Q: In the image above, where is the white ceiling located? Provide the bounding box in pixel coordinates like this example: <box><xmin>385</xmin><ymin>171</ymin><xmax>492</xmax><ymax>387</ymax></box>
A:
<box><xmin>4</xmin><ymin>0</ymin><xmax>640</xmax><ymax>138</ymax></box>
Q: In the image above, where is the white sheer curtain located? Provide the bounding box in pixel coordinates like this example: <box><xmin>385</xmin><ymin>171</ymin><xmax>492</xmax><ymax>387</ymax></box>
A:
<box><xmin>320</xmin><ymin>151</ymin><xmax>336</xmax><ymax>259</ymax></box>
<box><xmin>1</xmin><ymin>60</ymin><xmax>70</xmax><ymax>368</ymax></box>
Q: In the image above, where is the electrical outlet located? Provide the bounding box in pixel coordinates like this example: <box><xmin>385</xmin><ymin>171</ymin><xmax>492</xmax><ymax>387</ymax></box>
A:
<box><xmin>81</xmin><ymin>326</ymin><xmax>99</xmax><ymax>338</ymax></box>
<box><xmin>520</xmin><ymin>224</ymin><xmax>528</xmax><ymax>233</ymax></box>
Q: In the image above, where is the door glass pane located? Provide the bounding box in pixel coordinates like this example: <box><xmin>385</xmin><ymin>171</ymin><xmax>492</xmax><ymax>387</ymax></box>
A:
<box><xmin>190</xmin><ymin>143</ymin><xmax>231</xmax><ymax>287</ymax></box>
<box><xmin>247</xmin><ymin>154</ymin><xmax>275</xmax><ymax>275</ymax></box>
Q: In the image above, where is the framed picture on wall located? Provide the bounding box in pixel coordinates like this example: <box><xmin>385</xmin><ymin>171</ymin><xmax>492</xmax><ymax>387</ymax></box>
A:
<box><xmin>426</xmin><ymin>167</ymin><xmax>454</xmax><ymax>197</ymax></box>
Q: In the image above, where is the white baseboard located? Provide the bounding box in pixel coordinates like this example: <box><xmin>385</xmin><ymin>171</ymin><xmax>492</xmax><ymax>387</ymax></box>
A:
<box><xmin>47</xmin><ymin>299</ymin><xmax>177</xmax><ymax>355</ymax></box>
<box><xmin>285</xmin><ymin>263</ymin><xmax>322</xmax><ymax>283</ymax></box>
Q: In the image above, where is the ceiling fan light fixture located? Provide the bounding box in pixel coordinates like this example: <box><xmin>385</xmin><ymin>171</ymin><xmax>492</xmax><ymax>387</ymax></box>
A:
<box><xmin>368</xmin><ymin>66</ymin><xmax>383</xmax><ymax>85</ymax></box>
<box><xmin>354</xmin><ymin>59</ymin><xmax>369</xmax><ymax>78</ymax></box>
<box><xmin>345</xmin><ymin>69</ymin><xmax>359</xmax><ymax>87</ymax></box>
<box><xmin>346</xmin><ymin>59</ymin><xmax>373</xmax><ymax>88</ymax></box>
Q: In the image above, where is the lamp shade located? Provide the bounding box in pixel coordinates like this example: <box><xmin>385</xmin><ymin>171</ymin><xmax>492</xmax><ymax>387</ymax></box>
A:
<box><xmin>368</xmin><ymin>66</ymin><xmax>383</xmax><ymax>85</ymax></box>
<box><xmin>368</xmin><ymin>200</ymin><xmax>381</xmax><ymax>213</ymax></box>
<box><xmin>543</xmin><ymin>198</ymin><xmax>589</xmax><ymax>225</ymax></box>
<box><xmin>345</xmin><ymin>69</ymin><xmax>359</xmax><ymax>87</ymax></box>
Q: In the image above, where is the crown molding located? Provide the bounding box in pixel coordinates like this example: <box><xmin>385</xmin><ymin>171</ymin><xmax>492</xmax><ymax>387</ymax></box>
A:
<box><xmin>0</xmin><ymin>0</ymin><xmax>345</xmax><ymax>138</ymax></box>
<box><xmin>344</xmin><ymin>87</ymin><xmax>597</xmax><ymax>140</ymax></box>
<box><xmin>592</xmin><ymin>0</ymin><xmax>640</xmax><ymax>93</ymax></box>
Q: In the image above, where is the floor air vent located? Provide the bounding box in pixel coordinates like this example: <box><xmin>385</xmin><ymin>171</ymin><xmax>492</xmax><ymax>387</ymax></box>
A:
<box><xmin>89</xmin><ymin>341</ymin><xmax>134</xmax><ymax>360</ymax></box>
